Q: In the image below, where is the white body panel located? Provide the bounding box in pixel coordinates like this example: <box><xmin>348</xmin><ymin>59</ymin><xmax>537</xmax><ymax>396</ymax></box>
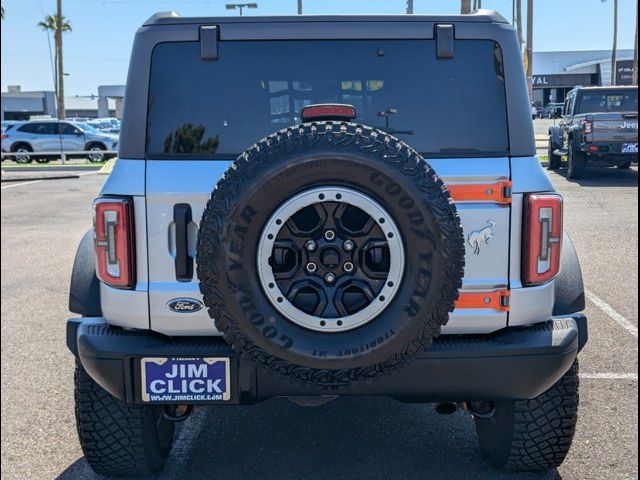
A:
<box><xmin>100</xmin><ymin>156</ymin><xmax>558</xmax><ymax>335</ymax></box>
<box><xmin>144</xmin><ymin>158</ymin><xmax>512</xmax><ymax>336</ymax></box>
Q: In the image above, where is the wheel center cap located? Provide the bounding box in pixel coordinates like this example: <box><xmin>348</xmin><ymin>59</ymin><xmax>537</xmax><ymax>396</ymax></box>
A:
<box><xmin>319</xmin><ymin>246</ymin><xmax>341</xmax><ymax>269</ymax></box>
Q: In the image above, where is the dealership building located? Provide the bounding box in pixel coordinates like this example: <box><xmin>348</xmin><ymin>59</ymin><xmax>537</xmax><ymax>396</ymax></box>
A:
<box><xmin>1</xmin><ymin>49</ymin><xmax>636</xmax><ymax>120</ymax></box>
<box><xmin>1</xmin><ymin>85</ymin><xmax>124</xmax><ymax>121</ymax></box>
<box><xmin>532</xmin><ymin>48</ymin><xmax>635</xmax><ymax>106</ymax></box>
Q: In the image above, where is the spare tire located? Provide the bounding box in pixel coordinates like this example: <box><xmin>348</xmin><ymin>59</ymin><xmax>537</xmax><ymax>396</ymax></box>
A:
<box><xmin>197</xmin><ymin>122</ymin><xmax>465</xmax><ymax>386</ymax></box>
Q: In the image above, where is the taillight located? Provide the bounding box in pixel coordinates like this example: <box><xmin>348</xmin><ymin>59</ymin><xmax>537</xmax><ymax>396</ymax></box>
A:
<box><xmin>582</xmin><ymin>120</ymin><xmax>593</xmax><ymax>134</ymax></box>
<box><xmin>301</xmin><ymin>104</ymin><xmax>357</xmax><ymax>122</ymax></box>
<box><xmin>93</xmin><ymin>197</ymin><xmax>135</xmax><ymax>288</ymax></box>
<box><xmin>1</xmin><ymin>134</ymin><xmax>7</xmax><ymax>140</ymax></box>
<box><xmin>523</xmin><ymin>194</ymin><xmax>563</xmax><ymax>286</ymax></box>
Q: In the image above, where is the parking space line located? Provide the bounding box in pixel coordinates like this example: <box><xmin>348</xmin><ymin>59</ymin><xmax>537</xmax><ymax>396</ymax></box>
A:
<box><xmin>1</xmin><ymin>171</ymin><xmax>98</xmax><ymax>190</ymax></box>
<box><xmin>579</xmin><ymin>373</ymin><xmax>638</xmax><ymax>380</ymax></box>
<box><xmin>586</xmin><ymin>290</ymin><xmax>638</xmax><ymax>338</ymax></box>
<box><xmin>1</xmin><ymin>180</ymin><xmax>43</xmax><ymax>190</ymax></box>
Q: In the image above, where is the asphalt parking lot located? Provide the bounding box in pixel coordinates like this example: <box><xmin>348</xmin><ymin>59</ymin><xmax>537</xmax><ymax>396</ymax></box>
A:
<box><xmin>1</xmin><ymin>164</ymin><xmax>637</xmax><ymax>480</ymax></box>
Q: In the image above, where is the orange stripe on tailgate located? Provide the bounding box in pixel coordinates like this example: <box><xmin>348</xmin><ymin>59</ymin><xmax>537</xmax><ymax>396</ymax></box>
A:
<box><xmin>448</xmin><ymin>181</ymin><xmax>512</xmax><ymax>204</ymax></box>
<box><xmin>456</xmin><ymin>290</ymin><xmax>510</xmax><ymax>312</ymax></box>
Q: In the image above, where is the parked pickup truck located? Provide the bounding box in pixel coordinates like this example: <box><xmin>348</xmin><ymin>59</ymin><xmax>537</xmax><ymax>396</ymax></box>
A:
<box><xmin>548</xmin><ymin>86</ymin><xmax>638</xmax><ymax>178</ymax></box>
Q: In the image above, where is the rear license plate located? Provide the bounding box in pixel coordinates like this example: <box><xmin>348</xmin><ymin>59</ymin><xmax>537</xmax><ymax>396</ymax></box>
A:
<box><xmin>622</xmin><ymin>143</ymin><xmax>638</xmax><ymax>153</ymax></box>
<box><xmin>140</xmin><ymin>357</ymin><xmax>231</xmax><ymax>402</ymax></box>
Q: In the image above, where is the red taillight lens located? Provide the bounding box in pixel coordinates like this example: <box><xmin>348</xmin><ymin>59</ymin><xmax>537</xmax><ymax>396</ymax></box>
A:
<box><xmin>523</xmin><ymin>194</ymin><xmax>563</xmax><ymax>286</ymax></box>
<box><xmin>93</xmin><ymin>197</ymin><xmax>135</xmax><ymax>288</ymax></box>
<box><xmin>582</xmin><ymin>120</ymin><xmax>593</xmax><ymax>134</ymax></box>
<box><xmin>1</xmin><ymin>134</ymin><xmax>8</xmax><ymax>140</ymax></box>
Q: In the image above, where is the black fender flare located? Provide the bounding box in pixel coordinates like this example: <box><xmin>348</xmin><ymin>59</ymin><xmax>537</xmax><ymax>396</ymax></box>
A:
<box><xmin>553</xmin><ymin>232</ymin><xmax>585</xmax><ymax>316</ymax></box>
<box><xmin>567</xmin><ymin>125</ymin><xmax>583</xmax><ymax>145</ymax></box>
<box><xmin>548</xmin><ymin>125</ymin><xmax>563</xmax><ymax>149</ymax></box>
<box><xmin>69</xmin><ymin>229</ymin><xmax>102</xmax><ymax>316</ymax></box>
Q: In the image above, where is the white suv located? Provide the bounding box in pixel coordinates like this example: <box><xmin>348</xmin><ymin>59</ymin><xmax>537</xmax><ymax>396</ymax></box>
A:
<box><xmin>67</xmin><ymin>11</ymin><xmax>587</xmax><ymax>477</ymax></box>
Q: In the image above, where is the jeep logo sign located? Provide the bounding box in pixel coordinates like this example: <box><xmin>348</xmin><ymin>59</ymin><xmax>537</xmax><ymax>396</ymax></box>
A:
<box><xmin>167</xmin><ymin>298</ymin><xmax>204</xmax><ymax>313</ymax></box>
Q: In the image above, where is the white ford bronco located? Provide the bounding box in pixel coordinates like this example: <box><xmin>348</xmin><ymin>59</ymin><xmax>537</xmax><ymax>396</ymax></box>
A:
<box><xmin>67</xmin><ymin>10</ymin><xmax>588</xmax><ymax>476</ymax></box>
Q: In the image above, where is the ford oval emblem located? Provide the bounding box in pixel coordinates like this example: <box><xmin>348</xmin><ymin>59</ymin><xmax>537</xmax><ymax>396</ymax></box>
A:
<box><xmin>167</xmin><ymin>298</ymin><xmax>204</xmax><ymax>313</ymax></box>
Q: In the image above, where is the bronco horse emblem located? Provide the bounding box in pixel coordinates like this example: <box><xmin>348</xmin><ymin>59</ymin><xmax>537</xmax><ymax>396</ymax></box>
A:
<box><xmin>468</xmin><ymin>221</ymin><xmax>496</xmax><ymax>255</ymax></box>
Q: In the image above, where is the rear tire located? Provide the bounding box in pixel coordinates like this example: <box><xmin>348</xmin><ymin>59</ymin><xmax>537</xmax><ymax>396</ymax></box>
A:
<box><xmin>474</xmin><ymin>360</ymin><xmax>579</xmax><ymax>472</ymax></box>
<box><xmin>11</xmin><ymin>144</ymin><xmax>33</xmax><ymax>164</ymax></box>
<box><xmin>547</xmin><ymin>137</ymin><xmax>562</xmax><ymax>170</ymax></box>
<box><xmin>74</xmin><ymin>360</ymin><xmax>175</xmax><ymax>477</ymax></box>
<box><xmin>617</xmin><ymin>162</ymin><xmax>632</xmax><ymax>169</ymax></box>
<box><xmin>567</xmin><ymin>142</ymin><xmax>587</xmax><ymax>179</ymax></box>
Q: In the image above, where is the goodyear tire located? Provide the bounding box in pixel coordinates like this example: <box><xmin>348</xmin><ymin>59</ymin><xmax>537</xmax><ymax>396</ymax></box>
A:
<box><xmin>75</xmin><ymin>360</ymin><xmax>174</xmax><ymax>476</ymax></box>
<box><xmin>474</xmin><ymin>360</ymin><xmax>580</xmax><ymax>472</ymax></box>
<box><xmin>197</xmin><ymin>122</ymin><xmax>465</xmax><ymax>386</ymax></box>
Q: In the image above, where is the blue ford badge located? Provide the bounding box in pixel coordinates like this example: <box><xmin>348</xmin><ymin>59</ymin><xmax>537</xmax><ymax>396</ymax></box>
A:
<box><xmin>167</xmin><ymin>298</ymin><xmax>204</xmax><ymax>313</ymax></box>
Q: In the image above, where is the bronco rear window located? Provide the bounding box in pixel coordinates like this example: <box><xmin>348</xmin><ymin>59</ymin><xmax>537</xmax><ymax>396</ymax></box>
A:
<box><xmin>146</xmin><ymin>39</ymin><xmax>508</xmax><ymax>158</ymax></box>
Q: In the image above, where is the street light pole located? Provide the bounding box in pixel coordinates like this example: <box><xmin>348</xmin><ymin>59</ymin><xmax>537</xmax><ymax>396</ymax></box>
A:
<box><xmin>406</xmin><ymin>0</ymin><xmax>413</xmax><ymax>14</ymax></box>
<box><xmin>56</xmin><ymin>0</ymin><xmax>65</xmax><ymax>119</ymax></box>
<box><xmin>526</xmin><ymin>0</ymin><xmax>534</xmax><ymax>101</ymax></box>
<box><xmin>610</xmin><ymin>0</ymin><xmax>618</xmax><ymax>85</ymax></box>
<box><xmin>633</xmin><ymin>5</ymin><xmax>638</xmax><ymax>85</ymax></box>
<box><xmin>225</xmin><ymin>3</ymin><xmax>258</xmax><ymax>16</ymax></box>
<box><xmin>297</xmin><ymin>0</ymin><xmax>302</xmax><ymax>15</ymax></box>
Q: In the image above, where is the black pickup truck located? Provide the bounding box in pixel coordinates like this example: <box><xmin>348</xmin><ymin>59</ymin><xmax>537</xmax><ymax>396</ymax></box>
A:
<box><xmin>548</xmin><ymin>86</ymin><xmax>638</xmax><ymax>178</ymax></box>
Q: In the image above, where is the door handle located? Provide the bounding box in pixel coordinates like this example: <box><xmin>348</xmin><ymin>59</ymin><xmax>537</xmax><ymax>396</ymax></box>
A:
<box><xmin>173</xmin><ymin>204</ymin><xmax>193</xmax><ymax>282</ymax></box>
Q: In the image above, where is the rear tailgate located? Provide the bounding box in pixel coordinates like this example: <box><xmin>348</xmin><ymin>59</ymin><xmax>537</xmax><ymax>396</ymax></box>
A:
<box><xmin>589</xmin><ymin>112</ymin><xmax>638</xmax><ymax>144</ymax></box>
<box><xmin>146</xmin><ymin>157</ymin><xmax>511</xmax><ymax>336</ymax></box>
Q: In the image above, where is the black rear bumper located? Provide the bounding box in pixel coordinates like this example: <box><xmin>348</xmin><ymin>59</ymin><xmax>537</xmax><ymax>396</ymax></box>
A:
<box><xmin>580</xmin><ymin>141</ymin><xmax>638</xmax><ymax>160</ymax></box>
<box><xmin>67</xmin><ymin>315</ymin><xmax>587</xmax><ymax>405</ymax></box>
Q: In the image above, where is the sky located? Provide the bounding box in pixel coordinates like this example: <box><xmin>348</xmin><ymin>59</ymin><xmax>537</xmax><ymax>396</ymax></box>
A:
<box><xmin>1</xmin><ymin>0</ymin><xmax>637</xmax><ymax>96</ymax></box>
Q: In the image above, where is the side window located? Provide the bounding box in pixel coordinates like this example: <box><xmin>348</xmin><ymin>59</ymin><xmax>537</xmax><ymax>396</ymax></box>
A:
<box><xmin>38</xmin><ymin>123</ymin><xmax>59</xmax><ymax>135</ymax></box>
<box><xmin>59</xmin><ymin>123</ymin><xmax>80</xmax><ymax>135</ymax></box>
<box><xmin>564</xmin><ymin>94</ymin><xmax>574</xmax><ymax>116</ymax></box>
<box><xmin>18</xmin><ymin>123</ymin><xmax>40</xmax><ymax>134</ymax></box>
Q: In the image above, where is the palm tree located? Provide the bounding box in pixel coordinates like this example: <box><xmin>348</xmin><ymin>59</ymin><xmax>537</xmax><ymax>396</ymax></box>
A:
<box><xmin>461</xmin><ymin>0</ymin><xmax>471</xmax><ymax>14</ymax></box>
<box><xmin>38</xmin><ymin>13</ymin><xmax>71</xmax><ymax>118</ymax></box>
<box><xmin>1</xmin><ymin>5</ymin><xmax>5</xmax><ymax>19</ymax></box>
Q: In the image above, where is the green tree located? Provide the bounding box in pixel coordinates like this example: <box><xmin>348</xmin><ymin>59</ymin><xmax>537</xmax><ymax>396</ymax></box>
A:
<box><xmin>163</xmin><ymin>124</ymin><xmax>220</xmax><ymax>154</ymax></box>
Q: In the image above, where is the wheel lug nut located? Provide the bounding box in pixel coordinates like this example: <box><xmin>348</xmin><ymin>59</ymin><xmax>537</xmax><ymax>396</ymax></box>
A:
<box><xmin>324</xmin><ymin>272</ymin><xmax>336</xmax><ymax>284</ymax></box>
<box><xmin>343</xmin><ymin>262</ymin><xmax>354</xmax><ymax>273</ymax></box>
<box><xmin>304</xmin><ymin>240</ymin><xmax>317</xmax><ymax>252</ymax></box>
<box><xmin>324</xmin><ymin>230</ymin><xmax>336</xmax><ymax>241</ymax></box>
<box><xmin>343</xmin><ymin>240</ymin><xmax>354</xmax><ymax>252</ymax></box>
<box><xmin>306</xmin><ymin>262</ymin><xmax>317</xmax><ymax>273</ymax></box>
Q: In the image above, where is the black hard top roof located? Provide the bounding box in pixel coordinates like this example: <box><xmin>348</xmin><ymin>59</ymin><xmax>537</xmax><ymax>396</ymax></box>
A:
<box><xmin>144</xmin><ymin>9</ymin><xmax>508</xmax><ymax>26</ymax></box>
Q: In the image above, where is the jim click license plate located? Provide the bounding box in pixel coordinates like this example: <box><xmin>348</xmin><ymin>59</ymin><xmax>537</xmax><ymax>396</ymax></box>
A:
<box><xmin>622</xmin><ymin>143</ymin><xmax>638</xmax><ymax>153</ymax></box>
<box><xmin>140</xmin><ymin>357</ymin><xmax>231</xmax><ymax>403</ymax></box>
